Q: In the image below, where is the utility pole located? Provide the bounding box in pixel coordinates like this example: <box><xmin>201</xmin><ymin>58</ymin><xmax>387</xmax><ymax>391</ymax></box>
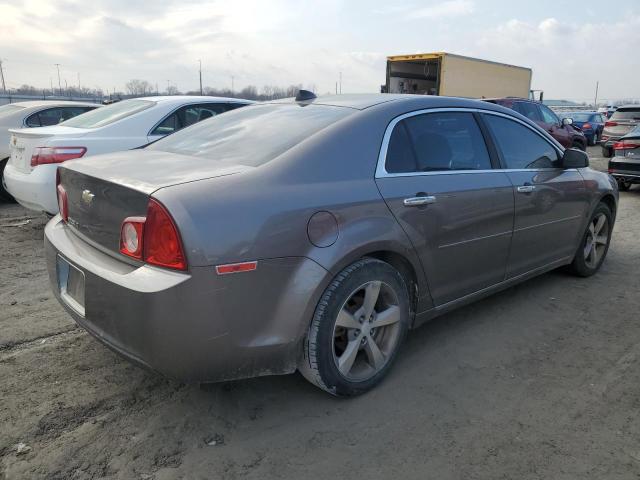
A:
<box><xmin>77</xmin><ymin>72</ymin><xmax>81</xmax><ymax>91</ymax></box>
<box><xmin>54</xmin><ymin>63</ymin><xmax>62</xmax><ymax>95</ymax></box>
<box><xmin>594</xmin><ymin>80</ymin><xmax>599</xmax><ymax>109</ymax></box>
<box><xmin>198</xmin><ymin>60</ymin><xmax>203</xmax><ymax>95</ymax></box>
<box><xmin>0</xmin><ymin>59</ymin><xmax>6</xmax><ymax>94</ymax></box>
<box><xmin>64</xmin><ymin>79</ymin><xmax>68</xmax><ymax>97</ymax></box>
<box><xmin>339</xmin><ymin>71</ymin><xmax>342</xmax><ymax>94</ymax></box>
<box><xmin>166</xmin><ymin>80</ymin><xmax>170</xmax><ymax>94</ymax></box>
<box><xmin>335</xmin><ymin>81</ymin><xmax>337</xmax><ymax>95</ymax></box>
<box><xmin>231</xmin><ymin>75</ymin><xmax>235</xmax><ymax>95</ymax></box>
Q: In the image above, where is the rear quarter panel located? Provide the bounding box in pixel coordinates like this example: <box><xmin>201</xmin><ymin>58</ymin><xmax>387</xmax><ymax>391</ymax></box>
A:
<box><xmin>153</xmin><ymin>104</ymin><xmax>435</xmax><ymax>314</ymax></box>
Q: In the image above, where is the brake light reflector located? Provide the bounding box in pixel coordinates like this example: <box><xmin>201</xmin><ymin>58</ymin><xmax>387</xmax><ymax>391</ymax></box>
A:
<box><xmin>216</xmin><ymin>261</ymin><xmax>258</xmax><ymax>275</ymax></box>
<box><xmin>614</xmin><ymin>139</ymin><xmax>640</xmax><ymax>150</ymax></box>
<box><xmin>31</xmin><ymin>146</ymin><xmax>87</xmax><ymax>167</ymax></box>
<box><xmin>57</xmin><ymin>184</ymin><xmax>68</xmax><ymax>222</ymax></box>
<box><xmin>582</xmin><ymin>123</ymin><xmax>592</xmax><ymax>129</ymax></box>
<box><xmin>143</xmin><ymin>199</ymin><xmax>186</xmax><ymax>270</ymax></box>
<box><xmin>604</xmin><ymin>121</ymin><xmax>618</xmax><ymax>127</ymax></box>
<box><xmin>119</xmin><ymin>217</ymin><xmax>146</xmax><ymax>259</ymax></box>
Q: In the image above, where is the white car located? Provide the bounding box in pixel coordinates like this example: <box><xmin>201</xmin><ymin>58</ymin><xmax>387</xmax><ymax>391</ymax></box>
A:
<box><xmin>3</xmin><ymin>96</ymin><xmax>252</xmax><ymax>213</ymax></box>
<box><xmin>0</xmin><ymin>101</ymin><xmax>99</xmax><ymax>200</ymax></box>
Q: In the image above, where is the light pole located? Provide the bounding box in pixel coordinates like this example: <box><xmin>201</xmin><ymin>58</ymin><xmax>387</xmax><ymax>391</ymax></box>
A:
<box><xmin>594</xmin><ymin>81</ymin><xmax>599</xmax><ymax>109</ymax></box>
<box><xmin>0</xmin><ymin>59</ymin><xmax>6</xmax><ymax>94</ymax></box>
<box><xmin>54</xmin><ymin>63</ymin><xmax>62</xmax><ymax>95</ymax></box>
<box><xmin>231</xmin><ymin>75</ymin><xmax>234</xmax><ymax>95</ymax></box>
<box><xmin>198</xmin><ymin>60</ymin><xmax>203</xmax><ymax>95</ymax></box>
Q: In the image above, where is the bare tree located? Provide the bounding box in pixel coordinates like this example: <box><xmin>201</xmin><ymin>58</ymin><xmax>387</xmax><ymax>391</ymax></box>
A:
<box><xmin>125</xmin><ymin>79</ymin><xmax>154</xmax><ymax>96</ymax></box>
<box><xmin>166</xmin><ymin>85</ymin><xmax>180</xmax><ymax>96</ymax></box>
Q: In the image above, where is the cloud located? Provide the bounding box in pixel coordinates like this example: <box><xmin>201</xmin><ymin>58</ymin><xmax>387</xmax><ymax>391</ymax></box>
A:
<box><xmin>413</xmin><ymin>0</ymin><xmax>474</xmax><ymax>19</ymax></box>
<box><xmin>472</xmin><ymin>15</ymin><xmax>640</xmax><ymax>100</ymax></box>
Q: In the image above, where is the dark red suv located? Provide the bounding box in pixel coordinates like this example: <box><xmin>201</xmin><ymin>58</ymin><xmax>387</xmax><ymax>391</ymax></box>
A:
<box><xmin>484</xmin><ymin>98</ymin><xmax>587</xmax><ymax>150</ymax></box>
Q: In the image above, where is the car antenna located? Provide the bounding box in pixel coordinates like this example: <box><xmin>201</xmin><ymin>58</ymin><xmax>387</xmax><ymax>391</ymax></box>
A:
<box><xmin>295</xmin><ymin>89</ymin><xmax>317</xmax><ymax>102</ymax></box>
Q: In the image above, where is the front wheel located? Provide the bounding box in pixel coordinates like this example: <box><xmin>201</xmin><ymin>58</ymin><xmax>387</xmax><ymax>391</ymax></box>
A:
<box><xmin>617</xmin><ymin>178</ymin><xmax>631</xmax><ymax>191</ymax></box>
<box><xmin>568</xmin><ymin>203</ymin><xmax>613</xmax><ymax>277</ymax></box>
<box><xmin>0</xmin><ymin>158</ymin><xmax>15</xmax><ymax>202</ymax></box>
<box><xmin>299</xmin><ymin>258</ymin><xmax>410</xmax><ymax>396</ymax></box>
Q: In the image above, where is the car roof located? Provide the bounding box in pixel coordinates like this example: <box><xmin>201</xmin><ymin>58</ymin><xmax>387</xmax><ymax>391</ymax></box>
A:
<box><xmin>268</xmin><ymin>93</ymin><xmax>526</xmax><ymax>111</ymax></box>
<box><xmin>134</xmin><ymin>95</ymin><xmax>254</xmax><ymax>105</ymax></box>
<box><xmin>6</xmin><ymin>100</ymin><xmax>100</xmax><ymax>108</ymax></box>
<box><xmin>615</xmin><ymin>104</ymin><xmax>640</xmax><ymax>110</ymax></box>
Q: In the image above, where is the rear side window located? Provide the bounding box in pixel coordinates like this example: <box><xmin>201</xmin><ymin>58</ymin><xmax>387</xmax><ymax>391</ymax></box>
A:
<box><xmin>148</xmin><ymin>104</ymin><xmax>353</xmax><ymax>167</ymax></box>
<box><xmin>610</xmin><ymin>108</ymin><xmax>640</xmax><ymax>121</ymax></box>
<box><xmin>484</xmin><ymin>114</ymin><xmax>559</xmax><ymax>169</ymax></box>
<box><xmin>385</xmin><ymin>112</ymin><xmax>491</xmax><ymax>173</ymax></box>
<box><xmin>61</xmin><ymin>99</ymin><xmax>154</xmax><ymax>129</ymax></box>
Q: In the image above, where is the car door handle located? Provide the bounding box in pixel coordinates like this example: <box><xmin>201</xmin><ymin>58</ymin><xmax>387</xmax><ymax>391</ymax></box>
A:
<box><xmin>517</xmin><ymin>185</ymin><xmax>536</xmax><ymax>193</ymax></box>
<box><xmin>403</xmin><ymin>196</ymin><xmax>436</xmax><ymax>206</ymax></box>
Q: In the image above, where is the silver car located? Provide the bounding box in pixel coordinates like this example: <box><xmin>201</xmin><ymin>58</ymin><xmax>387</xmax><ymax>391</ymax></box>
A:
<box><xmin>45</xmin><ymin>93</ymin><xmax>618</xmax><ymax>396</ymax></box>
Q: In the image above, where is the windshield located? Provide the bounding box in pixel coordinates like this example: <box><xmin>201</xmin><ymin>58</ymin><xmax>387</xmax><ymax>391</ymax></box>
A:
<box><xmin>568</xmin><ymin>113</ymin><xmax>594</xmax><ymax>122</ymax></box>
<box><xmin>0</xmin><ymin>104</ymin><xmax>26</xmax><ymax>118</ymax></box>
<box><xmin>61</xmin><ymin>99</ymin><xmax>155</xmax><ymax>128</ymax></box>
<box><xmin>148</xmin><ymin>103</ymin><xmax>354</xmax><ymax>167</ymax></box>
<box><xmin>611</xmin><ymin>108</ymin><xmax>640</xmax><ymax>121</ymax></box>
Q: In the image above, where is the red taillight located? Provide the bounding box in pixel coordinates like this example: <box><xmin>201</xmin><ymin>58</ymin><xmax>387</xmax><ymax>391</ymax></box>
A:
<box><xmin>31</xmin><ymin>146</ymin><xmax>86</xmax><ymax>167</ymax></box>
<box><xmin>57</xmin><ymin>184</ymin><xmax>68</xmax><ymax>222</ymax></box>
<box><xmin>614</xmin><ymin>139</ymin><xmax>640</xmax><ymax>150</ymax></box>
<box><xmin>144</xmin><ymin>199</ymin><xmax>186</xmax><ymax>270</ymax></box>
<box><xmin>604</xmin><ymin>121</ymin><xmax>618</xmax><ymax>127</ymax></box>
<box><xmin>119</xmin><ymin>199</ymin><xmax>187</xmax><ymax>270</ymax></box>
<box><xmin>582</xmin><ymin>123</ymin><xmax>592</xmax><ymax>129</ymax></box>
<box><xmin>119</xmin><ymin>217</ymin><xmax>146</xmax><ymax>260</ymax></box>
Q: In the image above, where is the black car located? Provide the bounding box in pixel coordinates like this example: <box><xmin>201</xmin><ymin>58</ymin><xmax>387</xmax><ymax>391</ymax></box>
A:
<box><xmin>608</xmin><ymin>125</ymin><xmax>640</xmax><ymax>190</ymax></box>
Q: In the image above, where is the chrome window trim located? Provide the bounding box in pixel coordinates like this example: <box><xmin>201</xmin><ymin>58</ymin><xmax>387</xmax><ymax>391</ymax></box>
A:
<box><xmin>375</xmin><ymin>107</ymin><xmax>565</xmax><ymax>179</ymax></box>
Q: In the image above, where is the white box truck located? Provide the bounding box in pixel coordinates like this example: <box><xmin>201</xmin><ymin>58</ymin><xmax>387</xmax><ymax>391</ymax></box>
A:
<box><xmin>384</xmin><ymin>52</ymin><xmax>532</xmax><ymax>99</ymax></box>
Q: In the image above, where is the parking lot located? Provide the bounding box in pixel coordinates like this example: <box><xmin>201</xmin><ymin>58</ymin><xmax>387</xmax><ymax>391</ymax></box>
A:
<box><xmin>1</xmin><ymin>146</ymin><xmax>639</xmax><ymax>479</ymax></box>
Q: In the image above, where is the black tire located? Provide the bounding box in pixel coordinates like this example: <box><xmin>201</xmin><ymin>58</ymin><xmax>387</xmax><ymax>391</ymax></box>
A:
<box><xmin>0</xmin><ymin>158</ymin><xmax>15</xmax><ymax>203</ymax></box>
<box><xmin>602</xmin><ymin>146</ymin><xmax>613</xmax><ymax>158</ymax></box>
<box><xmin>299</xmin><ymin>258</ymin><xmax>410</xmax><ymax>396</ymax></box>
<box><xmin>617</xmin><ymin>178</ymin><xmax>631</xmax><ymax>191</ymax></box>
<box><xmin>589</xmin><ymin>133</ymin><xmax>598</xmax><ymax>146</ymax></box>
<box><xmin>568</xmin><ymin>203</ymin><xmax>613</xmax><ymax>277</ymax></box>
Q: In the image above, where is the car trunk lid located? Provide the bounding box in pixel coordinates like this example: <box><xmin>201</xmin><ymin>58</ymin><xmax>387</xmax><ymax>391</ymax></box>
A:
<box><xmin>58</xmin><ymin>150</ymin><xmax>249</xmax><ymax>255</ymax></box>
<box><xmin>8</xmin><ymin>127</ymin><xmax>90</xmax><ymax>173</ymax></box>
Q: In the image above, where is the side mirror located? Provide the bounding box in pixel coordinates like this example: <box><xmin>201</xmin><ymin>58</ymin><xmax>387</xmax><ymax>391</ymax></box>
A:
<box><xmin>562</xmin><ymin>117</ymin><xmax>573</xmax><ymax>126</ymax></box>
<box><xmin>562</xmin><ymin>148</ymin><xmax>589</xmax><ymax>168</ymax></box>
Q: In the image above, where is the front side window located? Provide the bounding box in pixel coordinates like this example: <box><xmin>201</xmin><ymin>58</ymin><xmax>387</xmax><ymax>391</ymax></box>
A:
<box><xmin>61</xmin><ymin>99</ymin><xmax>154</xmax><ymax>129</ymax></box>
<box><xmin>514</xmin><ymin>102</ymin><xmax>542</xmax><ymax>122</ymax></box>
<box><xmin>151</xmin><ymin>104</ymin><xmax>233</xmax><ymax>136</ymax></box>
<box><xmin>385</xmin><ymin>112</ymin><xmax>491</xmax><ymax>173</ymax></box>
<box><xmin>539</xmin><ymin>105</ymin><xmax>560</xmax><ymax>125</ymax></box>
<box><xmin>484</xmin><ymin>114</ymin><xmax>559</xmax><ymax>169</ymax></box>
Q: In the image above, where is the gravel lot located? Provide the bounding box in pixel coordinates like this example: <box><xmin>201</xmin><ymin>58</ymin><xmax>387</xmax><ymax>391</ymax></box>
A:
<box><xmin>2</xmin><ymin>147</ymin><xmax>640</xmax><ymax>480</ymax></box>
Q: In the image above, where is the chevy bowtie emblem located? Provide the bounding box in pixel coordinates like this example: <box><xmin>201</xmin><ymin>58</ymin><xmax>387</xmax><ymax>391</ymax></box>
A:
<box><xmin>81</xmin><ymin>189</ymin><xmax>95</xmax><ymax>205</ymax></box>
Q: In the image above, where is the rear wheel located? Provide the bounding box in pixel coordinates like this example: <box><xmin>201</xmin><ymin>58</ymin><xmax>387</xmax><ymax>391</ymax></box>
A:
<box><xmin>299</xmin><ymin>258</ymin><xmax>410</xmax><ymax>396</ymax></box>
<box><xmin>0</xmin><ymin>158</ymin><xmax>15</xmax><ymax>202</ymax></box>
<box><xmin>602</xmin><ymin>146</ymin><xmax>613</xmax><ymax>158</ymax></box>
<box><xmin>589</xmin><ymin>133</ymin><xmax>599</xmax><ymax>146</ymax></box>
<box><xmin>568</xmin><ymin>203</ymin><xmax>613</xmax><ymax>277</ymax></box>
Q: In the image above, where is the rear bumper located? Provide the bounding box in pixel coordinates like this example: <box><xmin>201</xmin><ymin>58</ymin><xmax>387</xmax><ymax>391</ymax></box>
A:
<box><xmin>3</xmin><ymin>163</ymin><xmax>58</xmax><ymax>213</ymax></box>
<box><xmin>45</xmin><ymin>216</ymin><xmax>330</xmax><ymax>382</ymax></box>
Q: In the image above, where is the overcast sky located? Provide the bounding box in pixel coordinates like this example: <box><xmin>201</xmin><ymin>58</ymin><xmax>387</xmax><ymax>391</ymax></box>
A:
<box><xmin>1</xmin><ymin>0</ymin><xmax>638</xmax><ymax>101</ymax></box>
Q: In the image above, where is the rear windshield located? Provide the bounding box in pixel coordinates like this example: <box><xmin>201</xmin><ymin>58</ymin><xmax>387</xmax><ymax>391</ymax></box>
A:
<box><xmin>611</xmin><ymin>108</ymin><xmax>640</xmax><ymax>121</ymax></box>
<box><xmin>148</xmin><ymin>103</ymin><xmax>354</xmax><ymax>167</ymax></box>
<box><xmin>568</xmin><ymin>113</ymin><xmax>594</xmax><ymax>122</ymax></box>
<box><xmin>61</xmin><ymin>99</ymin><xmax>155</xmax><ymax>128</ymax></box>
<box><xmin>0</xmin><ymin>104</ymin><xmax>25</xmax><ymax>118</ymax></box>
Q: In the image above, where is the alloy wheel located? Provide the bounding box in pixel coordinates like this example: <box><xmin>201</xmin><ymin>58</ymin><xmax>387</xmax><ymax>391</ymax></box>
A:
<box><xmin>583</xmin><ymin>213</ymin><xmax>609</xmax><ymax>269</ymax></box>
<box><xmin>332</xmin><ymin>281</ymin><xmax>402</xmax><ymax>381</ymax></box>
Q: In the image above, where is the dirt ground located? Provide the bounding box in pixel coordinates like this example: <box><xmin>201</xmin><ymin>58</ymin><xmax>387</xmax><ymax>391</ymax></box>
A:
<box><xmin>2</xmin><ymin>147</ymin><xmax>640</xmax><ymax>480</ymax></box>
